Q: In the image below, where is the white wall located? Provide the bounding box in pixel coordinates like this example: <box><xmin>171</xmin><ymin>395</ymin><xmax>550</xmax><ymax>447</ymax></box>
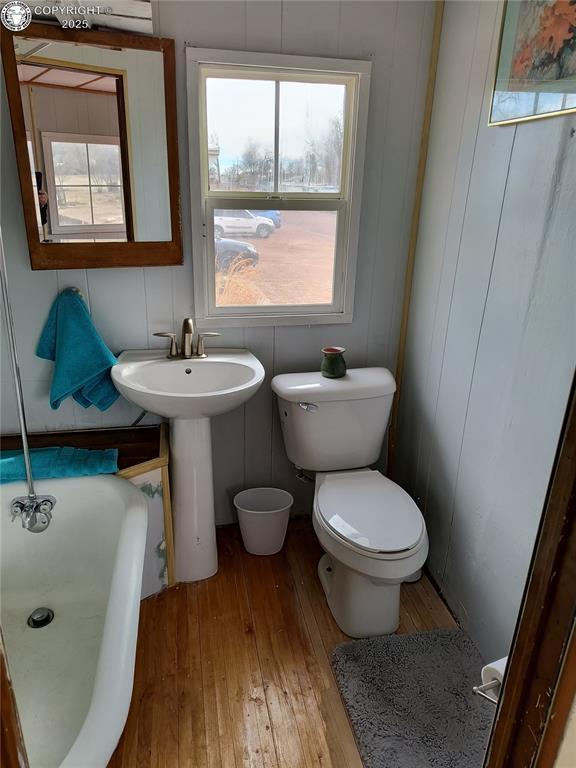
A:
<box><xmin>395</xmin><ymin>0</ymin><xmax>576</xmax><ymax>661</ymax></box>
<box><xmin>1</xmin><ymin>1</ymin><xmax>435</xmax><ymax>524</ymax></box>
<box><xmin>21</xmin><ymin>84</ymin><xmax>119</xmax><ymax>140</ymax></box>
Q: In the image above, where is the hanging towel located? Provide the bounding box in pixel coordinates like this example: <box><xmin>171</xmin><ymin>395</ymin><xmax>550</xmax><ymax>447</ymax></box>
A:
<box><xmin>36</xmin><ymin>288</ymin><xmax>119</xmax><ymax>411</ymax></box>
<box><xmin>0</xmin><ymin>447</ymin><xmax>119</xmax><ymax>484</ymax></box>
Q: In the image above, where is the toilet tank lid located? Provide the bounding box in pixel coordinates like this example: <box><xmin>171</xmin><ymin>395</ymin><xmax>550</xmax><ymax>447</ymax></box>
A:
<box><xmin>271</xmin><ymin>367</ymin><xmax>396</xmax><ymax>403</ymax></box>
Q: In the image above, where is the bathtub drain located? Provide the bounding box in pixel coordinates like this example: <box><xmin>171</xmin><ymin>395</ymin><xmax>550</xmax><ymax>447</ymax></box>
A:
<box><xmin>27</xmin><ymin>607</ymin><xmax>54</xmax><ymax>629</ymax></box>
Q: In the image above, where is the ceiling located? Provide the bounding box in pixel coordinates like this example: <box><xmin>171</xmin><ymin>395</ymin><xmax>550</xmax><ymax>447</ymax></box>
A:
<box><xmin>17</xmin><ymin>62</ymin><xmax>119</xmax><ymax>94</ymax></box>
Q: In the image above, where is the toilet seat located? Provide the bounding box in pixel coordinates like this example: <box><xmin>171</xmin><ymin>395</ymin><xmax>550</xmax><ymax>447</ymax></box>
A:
<box><xmin>312</xmin><ymin>469</ymin><xmax>429</xmax><ymax>636</ymax></box>
<box><xmin>316</xmin><ymin>470</ymin><xmax>424</xmax><ymax>555</ymax></box>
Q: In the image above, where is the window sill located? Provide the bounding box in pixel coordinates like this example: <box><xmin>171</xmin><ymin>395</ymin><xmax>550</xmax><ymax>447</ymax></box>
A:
<box><xmin>196</xmin><ymin>310</ymin><xmax>354</xmax><ymax>329</ymax></box>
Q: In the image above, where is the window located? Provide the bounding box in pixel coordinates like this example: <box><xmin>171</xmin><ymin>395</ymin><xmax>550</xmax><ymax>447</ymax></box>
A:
<box><xmin>26</xmin><ymin>134</ymin><xmax>43</xmax><ymax>233</ymax></box>
<box><xmin>187</xmin><ymin>49</ymin><xmax>371</xmax><ymax>325</ymax></box>
<box><xmin>41</xmin><ymin>132</ymin><xmax>126</xmax><ymax>237</ymax></box>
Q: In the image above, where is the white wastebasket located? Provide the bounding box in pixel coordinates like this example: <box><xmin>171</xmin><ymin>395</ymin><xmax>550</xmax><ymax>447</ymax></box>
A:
<box><xmin>234</xmin><ymin>487</ymin><xmax>294</xmax><ymax>555</ymax></box>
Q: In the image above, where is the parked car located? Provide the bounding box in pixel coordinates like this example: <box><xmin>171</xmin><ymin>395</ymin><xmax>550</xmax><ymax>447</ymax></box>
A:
<box><xmin>215</xmin><ymin>237</ymin><xmax>259</xmax><ymax>272</ymax></box>
<box><xmin>214</xmin><ymin>210</ymin><xmax>275</xmax><ymax>239</ymax></box>
<box><xmin>249</xmin><ymin>210</ymin><xmax>281</xmax><ymax>228</ymax></box>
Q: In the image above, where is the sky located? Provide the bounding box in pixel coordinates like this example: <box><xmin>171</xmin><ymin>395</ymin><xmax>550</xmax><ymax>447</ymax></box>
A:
<box><xmin>206</xmin><ymin>78</ymin><xmax>345</xmax><ymax>167</ymax></box>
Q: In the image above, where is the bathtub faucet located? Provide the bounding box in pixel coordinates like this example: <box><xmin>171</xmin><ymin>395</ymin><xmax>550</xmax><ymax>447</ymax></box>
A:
<box><xmin>10</xmin><ymin>494</ymin><xmax>56</xmax><ymax>533</ymax></box>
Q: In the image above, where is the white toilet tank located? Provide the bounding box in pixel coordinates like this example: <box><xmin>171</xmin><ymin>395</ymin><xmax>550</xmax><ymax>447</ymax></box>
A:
<box><xmin>271</xmin><ymin>368</ymin><xmax>396</xmax><ymax>471</ymax></box>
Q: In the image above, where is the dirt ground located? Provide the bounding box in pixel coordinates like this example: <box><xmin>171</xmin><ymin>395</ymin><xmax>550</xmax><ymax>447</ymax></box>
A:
<box><xmin>216</xmin><ymin>210</ymin><xmax>337</xmax><ymax>306</ymax></box>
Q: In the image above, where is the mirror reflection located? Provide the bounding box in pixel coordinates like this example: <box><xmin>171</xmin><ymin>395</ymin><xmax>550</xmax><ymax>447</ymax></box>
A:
<box><xmin>14</xmin><ymin>36</ymin><xmax>172</xmax><ymax>244</ymax></box>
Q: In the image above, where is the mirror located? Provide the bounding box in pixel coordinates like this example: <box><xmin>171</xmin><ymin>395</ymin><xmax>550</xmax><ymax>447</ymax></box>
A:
<box><xmin>1</xmin><ymin>23</ymin><xmax>181</xmax><ymax>269</ymax></box>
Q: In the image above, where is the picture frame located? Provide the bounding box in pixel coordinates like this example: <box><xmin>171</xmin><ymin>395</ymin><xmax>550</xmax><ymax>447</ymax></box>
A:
<box><xmin>489</xmin><ymin>0</ymin><xmax>576</xmax><ymax>126</ymax></box>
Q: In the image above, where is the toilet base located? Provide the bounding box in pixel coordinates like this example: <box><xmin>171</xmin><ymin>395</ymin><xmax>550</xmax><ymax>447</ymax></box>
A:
<box><xmin>404</xmin><ymin>568</ymin><xmax>422</xmax><ymax>583</ymax></box>
<box><xmin>318</xmin><ymin>554</ymin><xmax>400</xmax><ymax>638</ymax></box>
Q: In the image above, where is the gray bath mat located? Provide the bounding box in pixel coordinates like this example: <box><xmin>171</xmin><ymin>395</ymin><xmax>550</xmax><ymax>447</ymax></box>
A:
<box><xmin>331</xmin><ymin>629</ymin><xmax>495</xmax><ymax>768</ymax></box>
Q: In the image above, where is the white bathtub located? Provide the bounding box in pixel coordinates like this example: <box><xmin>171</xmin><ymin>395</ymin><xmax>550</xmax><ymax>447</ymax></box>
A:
<box><xmin>0</xmin><ymin>475</ymin><xmax>148</xmax><ymax>767</ymax></box>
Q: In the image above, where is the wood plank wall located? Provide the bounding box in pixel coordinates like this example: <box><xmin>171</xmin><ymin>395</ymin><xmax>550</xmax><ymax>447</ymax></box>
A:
<box><xmin>0</xmin><ymin>1</ymin><xmax>436</xmax><ymax>524</ymax></box>
<box><xmin>394</xmin><ymin>0</ymin><xmax>576</xmax><ymax>661</ymax></box>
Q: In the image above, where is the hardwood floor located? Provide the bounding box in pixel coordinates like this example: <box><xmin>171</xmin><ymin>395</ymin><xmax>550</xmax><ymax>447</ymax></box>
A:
<box><xmin>109</xmin><ymin>519</ymin><xmax>456</xmax><ymax>768</ymax></box>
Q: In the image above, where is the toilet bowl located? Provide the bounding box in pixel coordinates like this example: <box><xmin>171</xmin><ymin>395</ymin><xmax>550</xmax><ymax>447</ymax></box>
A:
<box><xmin>312</xmin><ymin>469</ymin><xmax>428</xmax><ymax>636</ymax></box>
<box><xmin>271</xmin><ymin>367</ymin><xmax>428</xmax><ymax>638</ymax></box>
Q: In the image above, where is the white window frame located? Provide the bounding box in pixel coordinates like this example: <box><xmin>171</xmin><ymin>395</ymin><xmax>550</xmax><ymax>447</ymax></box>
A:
<box><xmin>26</xmin><ymin>132</ymin><xmax>43</xmax><ymax>232</ymax></box>
<box><xmin>186</xmin><ymin>48</ymin><xmax>371</xmax><ymax>327</ymax></box>
<box><xmin>41</xmin><ymin>132</ymin><xmax>126</xmax><ymax>236</ymax></box>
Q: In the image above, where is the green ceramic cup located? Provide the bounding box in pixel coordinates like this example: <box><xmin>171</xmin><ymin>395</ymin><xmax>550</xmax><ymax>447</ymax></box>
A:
<box><xmin>321</xmin><ymin>346</ymin><xmax>347</xmax><ymax>378</ymax></box>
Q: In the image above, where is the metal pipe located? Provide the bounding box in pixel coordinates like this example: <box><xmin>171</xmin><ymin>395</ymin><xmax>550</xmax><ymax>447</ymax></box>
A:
<box><xmin>0</xmin><ymin>227</ymin><xmax>36</xmax><ymax>500</ymax></box>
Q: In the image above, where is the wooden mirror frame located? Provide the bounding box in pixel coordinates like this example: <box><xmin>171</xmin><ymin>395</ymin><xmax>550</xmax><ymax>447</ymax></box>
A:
<box><xmin>1</xmin><ymin>23</ymin><xmax>182</xmax><ymax>270</ymax></box>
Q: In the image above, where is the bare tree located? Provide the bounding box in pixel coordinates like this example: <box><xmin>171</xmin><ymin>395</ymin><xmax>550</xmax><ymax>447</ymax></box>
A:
<box><xmin>322</xmin><ymin>115</ymin><xmax>343</xmax><ymax>186</ymax></box>
<box><xmin>220</xmin><ymin>112</ymin><xmax>343</xmax><ymax>192</ymax></box>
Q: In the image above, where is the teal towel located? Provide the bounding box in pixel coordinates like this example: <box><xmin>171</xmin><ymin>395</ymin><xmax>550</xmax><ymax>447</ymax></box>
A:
<box><xmin>36</xmin><ymin>288</ymin><xmax>119</xmax><ymax>411</ymax></box>
<box><xmin>0</xmin><ymin>447</ymin><xmax>119</xmax><ymax>484</ymax></box>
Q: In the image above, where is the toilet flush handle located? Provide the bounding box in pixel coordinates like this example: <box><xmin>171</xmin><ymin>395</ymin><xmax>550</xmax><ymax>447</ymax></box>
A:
<box><xmin>298</xmin><ymin>402</ymin><xmax>319</xmax><ymax>412</ymax></box>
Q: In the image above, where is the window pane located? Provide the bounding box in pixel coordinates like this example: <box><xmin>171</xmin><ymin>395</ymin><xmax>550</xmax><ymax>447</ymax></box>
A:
<box><xmin>91</xmin><ymin>186</ymin><xmax>125</xmax><ymax>225</ymax></box>
<box><xmin>51</xmin><ymin>142</ymin><xmax>89</xmax><ymax>185</ymax></box>
<box><xmin>206</xmin><ymin>78</ymin><xmax>275</xmax><ymax>192</ymax></box>
<box><xmin>55</xmin><ymin>186</ymin><xmax>92</xmax><ymax>226</ymax></box>
<box><xmin>213</xmin><ymin>209</ymin><xmax>337</xmax><ymax>307</ymax></box>
<box><xmin>279</xmin><ymin>82</ymin><xmax>346</xmax><ymax>193</ymax></box>
<box><xmin>88</xmin><ymin>143</ymin><xmax>122</xmax><ymax>186</ymax></box>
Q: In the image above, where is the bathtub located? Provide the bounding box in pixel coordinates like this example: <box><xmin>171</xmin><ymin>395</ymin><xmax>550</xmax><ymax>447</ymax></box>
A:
<box><xmin>0</xmin><ymin>475</ymin><xmax>148</xmax><ymax>767</ymax></box>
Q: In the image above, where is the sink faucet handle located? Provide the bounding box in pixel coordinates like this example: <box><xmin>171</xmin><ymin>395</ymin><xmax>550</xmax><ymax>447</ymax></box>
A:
<box><xmin>153</xmin><ymin>332</ymin><xmax>179</xmax><ymax>359</ymax></box>
<box><xmin>196</xmin><ymin>332</ymin><xmax>221</xmax><ymax>358</ymax></box>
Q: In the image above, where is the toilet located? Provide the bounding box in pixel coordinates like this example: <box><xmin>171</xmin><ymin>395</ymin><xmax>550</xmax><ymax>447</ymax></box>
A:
<box><xmin>271</xmin><ymin>367</ymin><xmax>428</xmax><ymax>638</ymax></box>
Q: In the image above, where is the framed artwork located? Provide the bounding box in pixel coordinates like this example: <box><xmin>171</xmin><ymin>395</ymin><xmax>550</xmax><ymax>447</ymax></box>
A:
<box><xmin>490</xmin><ymin>0</ymin><xmax>576</xmax><ymax>126</ymax></box>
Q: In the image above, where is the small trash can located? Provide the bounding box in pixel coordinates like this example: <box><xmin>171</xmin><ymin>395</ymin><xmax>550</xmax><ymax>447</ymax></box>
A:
<box><xmin>234</xmin><ymin>487</ymin><xmax>294</xmax><ymax>555</ymax></box>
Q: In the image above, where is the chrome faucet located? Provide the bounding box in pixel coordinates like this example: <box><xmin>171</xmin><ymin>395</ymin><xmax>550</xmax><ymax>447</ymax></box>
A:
<box><xmin>11</xmin><ymin>494</ymin><xmax>56</xmax><ymax>533</ymax></box>
<box><xmin>154</xmin><ymin>318</ymin><xmax>220</xmax><ymax>359</ymax></box>
<box><xmin>181</xmin><ymin>317</ymin><xmax>195</xmax><ymax>358</ymax></box>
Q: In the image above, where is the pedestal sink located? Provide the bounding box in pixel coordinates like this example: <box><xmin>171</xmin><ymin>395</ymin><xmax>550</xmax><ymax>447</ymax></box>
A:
<box><xmin>112</xmin><ymin>349</ymin><xmax>265</xmax><ymax>581</ymax></box>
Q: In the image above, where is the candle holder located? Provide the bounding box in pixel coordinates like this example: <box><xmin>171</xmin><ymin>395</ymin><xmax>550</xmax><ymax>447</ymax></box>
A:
<box><xmin>321</xmin><ymin>347</ymin><xmax>347</xmax><ymax>379</ymax></box>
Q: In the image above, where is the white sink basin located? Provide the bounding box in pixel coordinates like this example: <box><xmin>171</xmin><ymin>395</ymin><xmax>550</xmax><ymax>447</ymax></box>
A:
<box><xmin>111</xmin><ymin>348</ymin><xmax>265</xmax><ymax>582</ymax></box>
<box><xmin>112</xmin><ymin>349</ymin><xmax>265</xmax><ymax>419</ymax></box>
